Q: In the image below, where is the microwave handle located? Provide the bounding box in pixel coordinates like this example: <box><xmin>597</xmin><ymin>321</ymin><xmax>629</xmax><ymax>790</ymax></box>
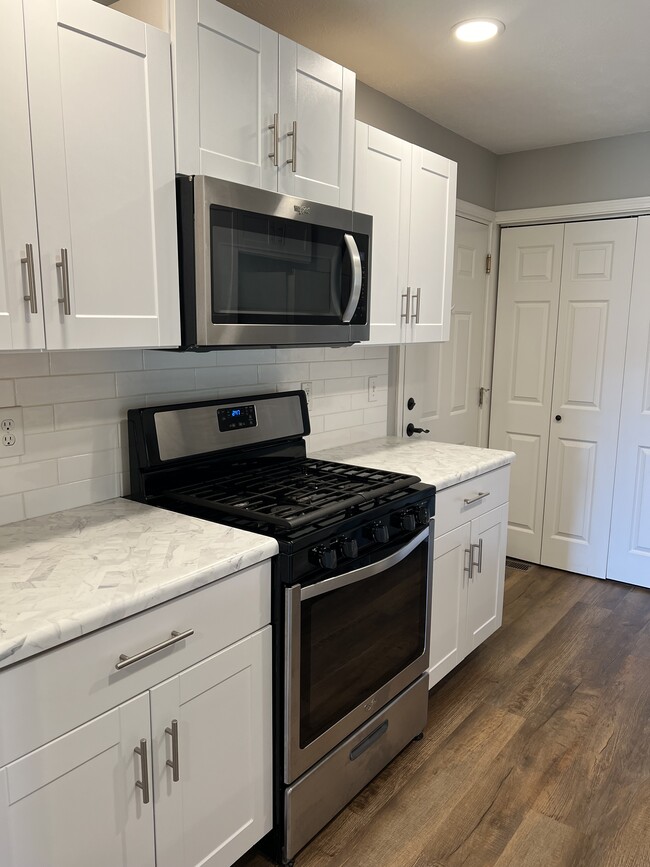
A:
<box><xmin>341</xmin><ymin>233</ymin><xmax>363</xmax><ymax>323</ymax></box>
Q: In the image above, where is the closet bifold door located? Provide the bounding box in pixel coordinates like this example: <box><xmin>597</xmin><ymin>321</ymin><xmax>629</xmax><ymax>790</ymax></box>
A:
<box><xmin>541</xmin><ymin>218</ymin><xmax>637</xmax><ymax>579</ymax></box>
<box><xmin>607</xmin><ymin>216</ymin><xmax>650</xmax><ymax>588</ymax></box>
<box><xmin>489</xmin><ymin>223</ymin><xmax>564</xmax><ymax>563</ymax></box>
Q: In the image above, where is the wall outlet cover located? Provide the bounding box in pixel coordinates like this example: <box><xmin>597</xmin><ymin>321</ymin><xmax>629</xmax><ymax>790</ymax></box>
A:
<box><xmin>0</xmin><ymin>407</ymin><xmax>25</xmax><ymax>458</ymax></box>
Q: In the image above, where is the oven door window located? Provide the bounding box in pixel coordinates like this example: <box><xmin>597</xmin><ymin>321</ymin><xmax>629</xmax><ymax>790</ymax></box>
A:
<box><xmin>210</xmin><ymin>205</ymin><xmax>356</xmax><ymax>324</ymax></box>
<box><xmin>299</xmin><ymin>538</ymin><xmax>428</xmax><ymax>748</ymax></box>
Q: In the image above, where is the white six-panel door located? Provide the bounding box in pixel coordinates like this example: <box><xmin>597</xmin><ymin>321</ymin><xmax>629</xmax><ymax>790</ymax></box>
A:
<box><xmin>353</xmin><ymin>122</ymin><xmax>411</xmax><ymax>345</ymax></box>
<box><xmin>24</xmin><ymin>0</ymin><xmax>180</xmax><ymax>350</ymax></box>
<box><xmin>607</xmin><ymin>216</ymin><xmax>650</xmax><ymax>588</ymax></box>
<box><xmin>173</xmin><ymin>0</ymin><xmax>279</xmax><ymax>188</ymax></box>
<box><xmin>489</xmin><ymin>224</ymin><xmax>565</xmax><ymax>562</ymax></box>
<box><xmin>541</xmin><ymin>219</ymin><xmax>637</xmax><ymax>578</ymax></box>
<box><xmin>278</xmin><ymin>38</ymin><xmax>355</xmax><ymax>208</ymax></box>
<box><xmin>0</xmin><ymin>0</ymin><xmax>45</xmax><ymax>350</ymax></box>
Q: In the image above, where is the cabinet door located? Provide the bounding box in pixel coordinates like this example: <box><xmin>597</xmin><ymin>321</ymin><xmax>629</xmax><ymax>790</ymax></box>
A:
<box><xmin>0</xmin><ymin>694</ymin><xmax>154</xmax><ymax>867</ymax></box>
<box><xmin>150</xmin><ymin>627</ymin><xmax>272</xmax><ymax>867</ymax></box>
<box><xmin>429</xmin><ymin>522</ymin><xmax>471</xmax><ymax>688</ymax></box>
<box><xmin>174</xmin><ymin>0</ymin><xmax>278</xmax><ymax>188</ymax></box>
<box><xmin>0</xmin><ymin>0</ymin><xmax>44</xmax><ymax>350</ymax></box>
<box><xmin>353</xmin><ymin>122</ymin><xmax>411</xmax><ymax>344</ymax></box>
<box><xmin>541</xmin><ymin>218</ymin><xmax>636</xmax><ymax>578</ymax></box>
<box><xmin>278</xmin><ymin>38</ymin><xmax>355</xmax><ymax>208</ymax></box>
<box><xmin>24</xmin><ymin>0</ymin><xmax>180</xmax><ymax>349</ymax></box>
<box><xmin>608</xmin><ymin>216</ymin><xmax>650</xmax><ymax>588</ymax></box>
<box><xmin>407</xmin><ymin>146</ymin><xmax>457</xmax><ymax>343</ymax></box>
<box><xmin>466</xmin><ymin>504</ymin><xmax>508</xmax><ymax>653</ymax></box>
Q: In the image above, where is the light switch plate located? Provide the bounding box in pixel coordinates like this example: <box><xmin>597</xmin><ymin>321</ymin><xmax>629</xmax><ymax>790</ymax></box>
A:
<box><xmin>0</xmin><ymin>406</ymin><xmax>25</xmax><ymax>457</ymax></box>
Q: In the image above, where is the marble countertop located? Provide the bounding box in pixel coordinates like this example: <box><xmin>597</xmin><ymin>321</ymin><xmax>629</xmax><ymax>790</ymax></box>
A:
<box><xmin>0</xmin><ymin>498</ymin><xmax>277</xmax><ymax>670</ymax></box>
<box><xmin>315</xmin><ymin>437</ymin><xmax>515</xmax><ymax>490</ymax></box>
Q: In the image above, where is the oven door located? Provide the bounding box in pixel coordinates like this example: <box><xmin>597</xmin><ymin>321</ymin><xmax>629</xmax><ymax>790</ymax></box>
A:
<box><xmin>284</xmin><ymin>524</ymin><xmax>432</xmax><ymax>784</ymax></box>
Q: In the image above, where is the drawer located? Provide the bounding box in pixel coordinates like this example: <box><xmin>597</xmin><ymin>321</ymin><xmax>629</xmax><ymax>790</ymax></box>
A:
<box><xmin>0</xmin><ymin>560</ymin><xmax>270</xmax><ymax>767</ymax></box>
<box><xmin>434</xmin><ymin>465</ymin><xmax>510</xmax><ymax>538</ymax></box>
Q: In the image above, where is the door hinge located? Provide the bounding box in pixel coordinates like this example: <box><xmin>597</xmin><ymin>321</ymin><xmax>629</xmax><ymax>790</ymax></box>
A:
<box><xmin>485</xmin><ymin>253</ymin><xmax>492</xmax><ymax>274</ymax></box>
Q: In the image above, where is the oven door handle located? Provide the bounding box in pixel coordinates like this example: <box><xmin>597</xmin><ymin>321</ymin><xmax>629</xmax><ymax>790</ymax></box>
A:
<box><xmin>341</xmin><ymin>233</ymin><xmax>362</xmax><ymax>323</ymax></box>
<box><xmin>300</xmin><ymin>526</ymin><xmax>429</xmax><ymax>601</ymax></box>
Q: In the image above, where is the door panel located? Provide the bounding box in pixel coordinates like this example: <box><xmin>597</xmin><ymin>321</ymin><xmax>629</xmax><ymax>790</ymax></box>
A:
<box><xmin>608</xmin><ymin>215</ymin><xmax>650</xmax><ymax>588</ymax></box>
<box><xmin>541</xmin><ymin>218</ymin><xmax>637</xmax><ymax>578</ymax></box>
<box><xmin>490</xmin><ymin>224</ymin><xmax>565</xmax><ymax>562</ymax></box>
<box><xmin>466</xmin><ymin>504</ymin><xmax>508</xmax><ymax>651</ymax></box>
<box><xmin>404</xmin><ymin>217</ymin><xmax>489</xmax><ymax>445</ymax></box>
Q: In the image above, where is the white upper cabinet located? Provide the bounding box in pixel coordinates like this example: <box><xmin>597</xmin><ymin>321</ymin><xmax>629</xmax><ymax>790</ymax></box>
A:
<box><xmin>354</xmin><ymin>122</ymin><xmax>457</xmax><ymax>345</ymax></box>
<box><xmin>172</xmin><ymin>0</ymin><xmax>355</xmax><ymax>208</ymax></box>
<box><xmin>0</xmin><ymin>1</ymin><xmax>45</xmax><ymax>350</ymax></box>
<box><xmin>22</xmin><ymin>0</ymin><xmax>180</xmax><ymax>350</ymax></box>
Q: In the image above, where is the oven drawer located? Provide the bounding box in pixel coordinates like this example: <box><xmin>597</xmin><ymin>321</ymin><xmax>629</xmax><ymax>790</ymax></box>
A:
<box><xmin>434</xmin><ymin>465</ymin><xmax>511</xmax><ymax>538</ymax></box>
<box><xmin>0</xmin><ymin>560</ymin><xmax>271</xmax><ymax>767</ymax></box>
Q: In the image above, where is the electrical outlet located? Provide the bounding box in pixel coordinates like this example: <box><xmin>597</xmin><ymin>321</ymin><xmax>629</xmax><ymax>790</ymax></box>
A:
<box><xmin>301</xmin><ymin>381</ymin><xmax>313</xmax><ymax>407</ymax></box>
<box><xmin>368</xmin><ymin>376</ymin><xmax>378</xmax><ymax>403</ymax></box>
<box><xmin>0</xmin><ymin>407</ymin><xmax>25</xmax><ymax>457</ymax></box>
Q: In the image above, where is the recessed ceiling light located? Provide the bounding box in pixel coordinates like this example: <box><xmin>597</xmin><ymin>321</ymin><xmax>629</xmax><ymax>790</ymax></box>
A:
<box><xmin>453</xmin><ymin>18</ymin><xmax>505</xmax><ymax>43</ymax></box>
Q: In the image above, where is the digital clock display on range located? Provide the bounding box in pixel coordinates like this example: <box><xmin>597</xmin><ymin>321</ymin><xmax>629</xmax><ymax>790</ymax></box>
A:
<box><xmin>217</xmin><ymin>404</ymin><xmax>257</xmax><ymax>432</ymax></box>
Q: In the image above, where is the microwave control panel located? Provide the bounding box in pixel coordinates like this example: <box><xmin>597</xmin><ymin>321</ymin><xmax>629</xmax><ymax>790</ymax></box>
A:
<box><xmin>217</xmin><ymin>404</ymin><xmax>257</xmax><ymax>432</ymax></box>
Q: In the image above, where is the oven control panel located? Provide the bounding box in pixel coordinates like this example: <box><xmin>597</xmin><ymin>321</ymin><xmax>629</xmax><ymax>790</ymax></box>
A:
<box><xmin>217</xmin><ymin>404</ymin><xmax>257</xmax><ymax>432</ymax></box>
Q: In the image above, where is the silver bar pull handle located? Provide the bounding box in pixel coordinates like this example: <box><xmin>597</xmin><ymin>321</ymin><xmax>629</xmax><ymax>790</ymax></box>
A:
<box><xmin>341</xmin><ymin>233</ymin><xmax>362</xmax><ymax>323</ymax></box>
<box><xmin>165</xmin><ymin>719</ymin><xmax>180</xmax><ymax>782</ymax></box>
<box><xmin>411</xmin><ymin>287</ymin><xmax>421</xmax><ymax>323</ymax></box>
<box><xmin>134</xmin><ymin>738</ymin><xmax>150</xmax><ymax>804</ymax></box>
<box><xmin>115</xmin><ymin>628</ymin><xmax>194</xmax><ymax>670</ymax></box>
<box><xmin>463</xmin><ymin>547</ymin><xmax>472</xmax><ymax>582</ymax></box>
<box><xmin>401</xmin><ymin>287</ymin><xmax>411</xmax><ymax>324</ymax></box>
<box><xmin>470</xmin><ymin>539</ymin><xmax>484</xmax><ymax>575</ymax></box>
<box><xmin>268</xmin><ymin>112</ymin><xmax>279</xmax><ymax>166</ymax></box>
<box><xmin>463</xmin><ymin>491</ymin><xmax>490</xmax><ymax>506</ymax></box>
<box><xmin>21</xmin><ymin>243</ymin><xmax>38</xmax><ymax>314</ymax></box>
<box><xmin>56</xmin><ymin>248</ymin><xmax>71</xmax><ymax>316</ymax></box>
<box><xmin>286</xmin><ymin>120</ymin><xmax>297</xmax><ymax>172</ymax></box>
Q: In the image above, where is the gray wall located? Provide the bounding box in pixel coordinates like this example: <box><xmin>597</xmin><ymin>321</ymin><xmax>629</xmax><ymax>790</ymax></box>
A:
<box><xmin>496</xmin><ymin>131</ymin><xmax>650</xmax><ymax>211</ymax></box>
<box><xmin>356</xmin><ymin>82</ymin><xmax>498</xmax><ymax>212</ymax></box>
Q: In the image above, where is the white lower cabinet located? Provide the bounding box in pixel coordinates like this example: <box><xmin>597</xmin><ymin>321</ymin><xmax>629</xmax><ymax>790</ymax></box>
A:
<box><xmin>428</xmin><ymin>468</ymin><xmax>509</xmax><ymax>689</ymax></box>
<box><xmin>0</xmin><ymin>564</ymin><xmax>273</xmax><ymax>867</ymax></box>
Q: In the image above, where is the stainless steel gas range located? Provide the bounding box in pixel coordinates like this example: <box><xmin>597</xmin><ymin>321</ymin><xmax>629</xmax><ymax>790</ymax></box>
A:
<box><xmin>128</xmin><ymin>390</ymin><xmax>434</xmax><ymax>866</ymax></box>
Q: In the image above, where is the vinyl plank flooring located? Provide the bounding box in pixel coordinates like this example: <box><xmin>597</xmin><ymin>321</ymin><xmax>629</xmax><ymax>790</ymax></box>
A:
<box><xmin>235</xmin><ymin>567</ymin><xmax>650</xmax><ymax>867</ymax></box>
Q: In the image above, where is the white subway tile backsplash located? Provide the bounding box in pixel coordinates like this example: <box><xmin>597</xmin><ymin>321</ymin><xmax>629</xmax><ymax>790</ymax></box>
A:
<box><xmin>257</xmin><ymin>363</ymin><xmax>309</xmax><ymax>385</ymax></box>
<box><xmin>55</xmin><ymin>396</ymin><xmax>144</xmax><ymax>429</ymax></box>
<box><xmin>0</xmin><ymin>493</ymin><xmax>25</xmax><ymax>526</ymax></box>
<box><xmin>274</xmin><ymin>347</ymin><xmax>325</xmax><ymax>363</ymax></box>
<box><xmin>17</xmin><ymin>373</ymin><xmax>117</xmax><ymax>406</ymax></box>
<box><xmin>0</xmin><ymin>460</ymin><xmax>58</xmax><ymax>495</ymax></box>
<box><xmin>309</xmin><ymin>361</ymin><xmax>352</xmax><ymax>380</ymax></box>
<box><xmin>363</xmin><ymin>405</ymin><xmax>388</xmax><ymax>425</ymax></box>
<box><xmin>116</xmin><ymin>368</ymin><xmax>195</xmax><ymax>397</ymax></box>
<box><xmin>23</xmin><ymin>476</ymin><xmax>121</xmax><ymax>519</ymax></box>
<box><xmin>323</xmin><ymin>410</ymin><xmax>365</xmax><ymax>432</ymax></box>
<box><xmin>194</xmin><ymin>365</ymin><xmax>259</xmax><ymax>389</ymax></box>
<box><xmin>143</xmin><ymin>349</ymin><xmax>216</xmax><ymax>369</ymax></box>
<box><xmin>0</xmin><ymin>380</ymin><xmax>16</xmax><ymax>405</ymax></box>
<box><xmin>215</xmin><ymin>349</ymin><xmax>276</xmax><ymax>366</ymax></box>
<box><xmin>310</xmin><ymin>394</ymin><xmax>352</xmax><ymax>416</ymax></box>
<box><xmin>23</xmin><ymin>425</ymin><xmax>119</xmax><ymax>463</ymax></box>
<box><xmin>49</xmin><ymin>350</ymin><xmax>143</xmax><ymax>375</ymax></box>
<box><xmin>58</xmin><ymin>449</ymin><xmax>120</xmax><ymax>484</ymax></box>
<box><xmin>349</xmin><ymin>421</ymin><xmax>386</xmax><ymax>444</ymax></box>
<box><xmin>324</xmin><ymin>345</ymin><xmax>367</xmax><ymax>361</ymax></box>
<box><xmin>0</xmin><ymin>352</ymin><xmax>49</xmax><ymax>378</ymax></box>
<box><xmin>23</xmin><ymin>406</ymin><xmax>55</xmax><ymax>434</ymax></box>
<box><xmin>351</xmin><ymin>358</ymin><xmax>389</xmax><ymax>378</ymax></box>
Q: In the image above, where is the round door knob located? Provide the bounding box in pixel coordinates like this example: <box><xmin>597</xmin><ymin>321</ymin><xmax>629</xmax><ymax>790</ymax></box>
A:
<box><xmin>555</xmin><ymin>414</ymin><xmax>562</xmax><ymax>422</ymax></box>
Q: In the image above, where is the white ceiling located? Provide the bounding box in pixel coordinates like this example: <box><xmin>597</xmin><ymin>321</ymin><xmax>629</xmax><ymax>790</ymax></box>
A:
<box><xmin>220</xmin><ymin>0</ymin><xmax>650</xmax><ymax>154</ymax></box>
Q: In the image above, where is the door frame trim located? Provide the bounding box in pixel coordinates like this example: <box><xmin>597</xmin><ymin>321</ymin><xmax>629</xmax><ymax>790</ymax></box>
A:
<box><xmin>496</xmin><ymin>195</ymin><xmax>650</xmax><ymax>227</ymax></box>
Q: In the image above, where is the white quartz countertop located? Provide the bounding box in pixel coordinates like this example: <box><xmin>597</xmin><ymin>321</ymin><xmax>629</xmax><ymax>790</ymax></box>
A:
<box><xmin>0</xmin><ymin>498</ymin><xmax>277</xmax><ymax>670</ymax></box>
<box><xmin>314</xmin><ymin>437</ymin><xmax>514</xmax><ymax>490</ymax></box>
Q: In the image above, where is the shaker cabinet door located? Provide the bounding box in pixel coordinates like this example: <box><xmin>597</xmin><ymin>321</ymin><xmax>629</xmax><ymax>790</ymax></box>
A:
<box><xmin>150</xmin><ymin>627</ymin><xmax>273</xmax><ymax>867</ymax></box>
<box><xmin>278</xmin><ymin>38</ymin><xmax>355</xmax><ymax>208</ymax></box>
<box><xmin>24</xmin><ymin>0</ymin><xmax>179</xmax><ymax>349</ymax></box>
<box><xmin>0</xmin><ymin>0</ymin><xmax>44</xmax><ymax>350</ymax></box>
<box><xmin>0</xmin><ymin>694</ymin><xmax>154</xmax><ymax>867</ymax></box>
<box><xmin>466</xmin><ymin>504</ymin><xmax>508</xmax><ymax>653</ymax></box>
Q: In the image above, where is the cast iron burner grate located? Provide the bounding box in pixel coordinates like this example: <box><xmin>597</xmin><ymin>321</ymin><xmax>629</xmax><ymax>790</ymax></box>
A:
<box><xmin>166</xmin><ymin>457</ymin><xmax>420</xmax><ymax>530</ymax></box>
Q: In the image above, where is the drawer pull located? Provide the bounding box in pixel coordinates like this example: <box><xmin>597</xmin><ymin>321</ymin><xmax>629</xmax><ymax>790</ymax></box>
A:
<box><xmin>134</xmin><ymin>738</ymin><xmax>150</xmax><ymax>804</ymax></box>
<box><xmin>464</xmin><ymin>491</ymin><xmax>490</xmax><ymax>506</ymax></box>
<box><xmin>115</xmin><ymin>629</ymin><xmax>194</xmax><ymax>670</ymax></box>
<box><xmin>471</xmin><ymin>539</ymin><xmax>483</xmax><ymax>575</ymax></box>
<box><xmin>165</xmin><ymin>719</ymin><xmax>180</xmax><ymax>782</ymax></box>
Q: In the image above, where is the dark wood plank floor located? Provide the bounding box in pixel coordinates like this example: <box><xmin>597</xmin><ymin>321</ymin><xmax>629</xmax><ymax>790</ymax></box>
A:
<box><xmin>236</xmin><ymin>566</ymin><xmax>650</xmax><ymax>867</ymax></box>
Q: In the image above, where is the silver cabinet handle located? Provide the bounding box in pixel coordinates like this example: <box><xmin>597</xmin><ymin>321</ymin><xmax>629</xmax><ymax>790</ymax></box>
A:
<box><xmin>286</xmin><ymin>120</ymin><xmax>297</xmax><ymax>172</ymax></box>
<box><xmin>464</xmin><ymin>547</ymin><xmax>472</xmax><ymax>582</ymax></box>
<box><xmin>342</xmin><ymin>233</ymin><xmax>362</xmax><ymax>323</ymax></box>
<box><xmin>56</xmin><ymin>248</ymin><xmax>71</xmax><ymax>316</ymax></box>
<box><xmin>115</xmin><ymin>628</ymin><xmax>194</xmax><ymax>670</ymax></box>
<box><xmin>165</xmin><ymin>719</ymin><xmax>180</xmax><ymax>782</ymax></box>
<box><xmin>471</xmin><ymin>539</ymin><xmax>483</xmax><ymax>575</ymax></box>
<box><xmin>21</xmin><ymin>243</ymin><xmax>38</xmax><ymax>314</ymax></box>
<box><xmin>401</xmin><ymin>287</ymin><xmax>412</xmax><ymax>324</ymax></box>
<box><xmin>411</xmin><ymin>287</ymin><xmax>421</xmax><ymax>324</ymax></box>
<box><xmin>134</xmin><ymin>738</ymin><xmax>150</xmax><ymax>804</ymax></box>
<box><xmin>464</xmin><ymin>491</ymin><xmax>490</xmax><ymax>506</ymax></box>
<box><xmin>268</xmin><ymin>112</ymin><xmax>279</xmax><ymax>166</ymax></box>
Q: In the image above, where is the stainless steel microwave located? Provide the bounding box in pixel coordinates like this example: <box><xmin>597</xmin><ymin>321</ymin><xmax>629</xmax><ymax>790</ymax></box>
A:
<box><xmin>176</xmin><ymin>176</ymin><xmax>372</xmax><ymax>348</ymax></box>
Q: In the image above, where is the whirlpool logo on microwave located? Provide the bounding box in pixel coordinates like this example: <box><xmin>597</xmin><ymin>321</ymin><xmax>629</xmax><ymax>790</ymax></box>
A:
<box><xmin>294</xmin><ymin>204</ymin><xmax>311</xmax><ymax>216</ymax></box>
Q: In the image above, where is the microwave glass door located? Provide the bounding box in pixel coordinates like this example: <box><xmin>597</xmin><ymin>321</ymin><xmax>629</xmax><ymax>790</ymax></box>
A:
<box><xmin>210</xmin><ymin>206</ymin><xmax>360</xmax><ymax>324</ymax></box>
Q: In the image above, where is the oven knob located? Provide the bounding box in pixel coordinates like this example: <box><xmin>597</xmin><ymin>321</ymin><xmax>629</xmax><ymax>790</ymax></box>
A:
<box><xmin>394</xmin><ymin>511</ymin><xmax>416</xmax><ymax>532</ymax></box>
<box><xmin>310</xmin><ymin>546</ymin><xmax>338</xmax><ymax>570</ymax></box>
<box><xmin>370</xmin><ymin>522</ymin><xmax>390</xmax><ymax>544</ymax></box>
<box><xmin>338</xmin><ymin>537</ymin><xmax>358</xmax><ymax>559</ymax></box>
<box><xmin>415</xmin><ymin>506</ymin><xmax>429</xmax><ymax>527</ymax></box>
